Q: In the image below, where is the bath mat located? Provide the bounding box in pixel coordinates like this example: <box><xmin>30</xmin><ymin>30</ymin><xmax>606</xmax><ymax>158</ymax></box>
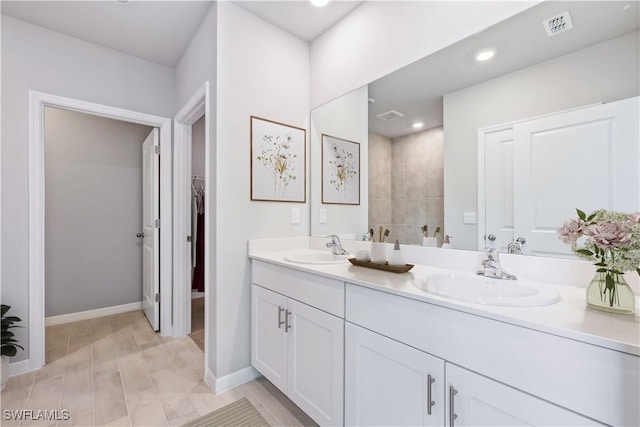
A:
<box><xmin>181</xmin><ymin>397</ymin><xmax>269</xmax><ymax>427</ymax></box>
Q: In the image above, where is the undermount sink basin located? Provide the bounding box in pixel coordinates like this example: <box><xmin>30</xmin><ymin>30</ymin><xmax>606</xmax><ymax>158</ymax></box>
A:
<box><xmin>284</xmin><ymin>250</ymin><xmax>349</xmax><ymax>265</ymax></box>
<box><xmin>413</xmin><ymin>273</ymin><xmax>560</xmax><ymax>307</ymax></box>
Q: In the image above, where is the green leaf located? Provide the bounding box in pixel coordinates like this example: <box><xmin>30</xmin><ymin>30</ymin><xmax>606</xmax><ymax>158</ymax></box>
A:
<box><xmin>596</xmin><ymin>268</ymin><xmax>608</xmax><ymax>273</ymax></box>
<box><xmin>605</xmin><ymin>273</ymin><xmax>615</xmax><ymax>291</ymax></box>
<box><xmin>586</xmin><ymin>213</ymin><xmax>596</xmax><ymax>222</ymax></box>
<box><xmin>576</xmin><ymin>249</ymin><xmax>594</xmax><ymax>256</ymax></box>
<box><xmin>0</xmin><ymin>305</ymin><xmax>9</xmax><ymax>317</ymax></box>
<box><xmin>576</xmin><ymin>209</ymin><xmax>586</xmax><ymax>220</ymax></box>
<box><xmin>594</xmin><ymin>262</ymin><xmax>607</xmax><ymax>267</ymax></box>
<box><xmin>636</xmin><ymin>268</ymin><xmax>640</xmax><ymax>276</ymax></box>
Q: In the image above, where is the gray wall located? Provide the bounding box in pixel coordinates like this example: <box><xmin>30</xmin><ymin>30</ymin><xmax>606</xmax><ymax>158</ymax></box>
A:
<box><xmin>44</xmin><ymin>107</ymin><xmax>152</xmax><ymax>317</ymax></box>
<box><xmin>369</xmin><ymin>128</ymin><xmax>444</xmax><ymax>246</ymax></box>
<box><xmin>368</xmin><ymin>133</ymin><xmax>391</xmax><ymax>238</ymax></box>
<box><xmin>444</xmin><ymin>31</ymin><xmax>640</xmax><ymax>251</ymax></box>
<box><xmin>1</xmin><ymin>15</ymin><xmax>174</xmax><ymax>361</ymax></box>
<box><xmin>192</xmin><ymin>115</ymin><xmax>206</xmax><ymax>177</ymax></box>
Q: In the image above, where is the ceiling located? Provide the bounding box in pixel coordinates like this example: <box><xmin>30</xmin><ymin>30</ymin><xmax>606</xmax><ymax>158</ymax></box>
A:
<box><xmin>0</xmin><ymin>0</ymin><xmax>362</xmax><ymax>67</ymax></box>
<box><xmin>232</xmin><ymin>1</ymin><xmax>363</xmax><ymax>42</ymax></box>
<box><xmin>368</xmin><ymin>1</ymin><xmax>640</xmax><ymax>138</ymax></box>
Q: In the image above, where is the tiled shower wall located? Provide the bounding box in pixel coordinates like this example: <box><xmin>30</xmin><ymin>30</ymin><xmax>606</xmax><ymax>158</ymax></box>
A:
<box><xmin>369</xmin><ymin>127</ymin><xmax>444</xmax><ymax>245</ymax></box>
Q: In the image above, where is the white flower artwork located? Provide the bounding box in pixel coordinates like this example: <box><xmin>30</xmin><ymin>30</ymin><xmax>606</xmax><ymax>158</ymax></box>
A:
<box><xmin>251</xmin><ymin>116</ymin><xmax>306</xmax><ymax>202</ymax></box>
<box><xmin>322</xmin><ymin>134</ymin><xmax>360</xmax><ymax>205</ymax></box>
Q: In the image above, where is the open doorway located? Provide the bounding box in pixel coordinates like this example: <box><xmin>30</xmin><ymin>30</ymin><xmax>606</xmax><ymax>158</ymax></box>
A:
<box><xmin>44</xmin><ymin>107</ymin><xmax>154</xmax><ymax>322</ymax></box>
<box><xmin>28</xmin><ymin>92</ymin><xmax>173</xmax><ymax>372</ymax></box>
<box><xmin>189</xmin><ymin>115</ymin><xmax>206</xmax><ymax>351</ymax></box>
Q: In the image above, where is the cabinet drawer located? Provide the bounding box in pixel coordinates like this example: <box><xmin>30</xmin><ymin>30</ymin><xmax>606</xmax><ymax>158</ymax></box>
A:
<box><xmin>346</xmin><ymin>283</ymin><xmax>639</xmax><ymax>426</ymax></box>
<box><xmin>252</xmin><ymin>261</ymin><xmax>344</xmax><ymax>317</ymax></box>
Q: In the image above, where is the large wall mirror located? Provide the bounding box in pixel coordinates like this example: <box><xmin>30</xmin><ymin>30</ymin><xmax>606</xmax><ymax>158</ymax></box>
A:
<box><xmin>310</xmin><ymin>0</ymin><xmax>639</xmax><ymax>258</ymax></box>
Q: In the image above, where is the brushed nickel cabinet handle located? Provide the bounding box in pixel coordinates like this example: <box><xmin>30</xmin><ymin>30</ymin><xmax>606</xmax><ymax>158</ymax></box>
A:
<box><xmin>427</xmin><ymin>374</ymin><xmax>436</xmax><ymax>415</ymax></box>
<box><xmin>285</xmin><ymin>310</ymin><xmax>292</xmax><ymax>332</ymax></box>
<box><xmin>277</xmin><ymin>306</ymin><xmax>284</xmax><ymax>329</ymax></box>
<box><xmin>449</xmin><ymin>385</ymin><xmax>458</xmax><ymax>427</ymax></box>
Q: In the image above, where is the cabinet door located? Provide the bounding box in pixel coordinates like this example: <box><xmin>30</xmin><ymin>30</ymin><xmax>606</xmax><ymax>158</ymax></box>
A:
<box><xmin>287</xmin><ymin>299</ymin><xmax>344</xmax><ymax>427</ymax></box>
<box><xmin>446</xmin><ymin>363</ymin><xmax>601</xmax><ymax>426</ymax></box>
<box><xmin>345</xmin><ymin>323</ymin><xmax>445</xmax><ymax>426</ymax></box>
<box><xmin>251</xmin><ymin>285</ymin><xmax>288</xmax><ymax>391</ymax></box>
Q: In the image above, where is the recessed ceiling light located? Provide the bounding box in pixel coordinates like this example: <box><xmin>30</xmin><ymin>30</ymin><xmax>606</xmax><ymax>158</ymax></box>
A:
<box><xmin>413</xmin><ymin>122</ymin><xmax>424</xmax><ymax>129</ymax></box>
<box><xmin>476</xmin><ymin>49</ymin><xmax>495</xmax><ymax>62</ymax></box>
<box><xmin>623</xmin><ymin>4</ymin><xmax>632</xmax><ymax>10</ymax></box>
<box><xmin>114</xmin><ymin>0</ymin><xmax>131</xmax><ymax>4</ymax></box>
<box><xmin>310</xmin><ymin>0</ymin><xmax>329</xmax><ymax>7</ymax></box>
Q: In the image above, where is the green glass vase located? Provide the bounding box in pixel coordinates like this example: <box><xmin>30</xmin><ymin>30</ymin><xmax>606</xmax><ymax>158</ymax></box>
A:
<box><xmin>586</xmin><ymin>272</ymin><xmax>636</xmax><ymax>315</ymax></box>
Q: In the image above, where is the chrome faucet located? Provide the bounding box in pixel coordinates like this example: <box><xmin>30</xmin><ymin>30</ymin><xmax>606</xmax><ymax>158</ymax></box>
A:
<box><xmin>476</xmin><ymin>248</ymin><xmax>517</xmax><ymax>280</ymax></box>
<box><xmin>326</xmin><ymin>234</ymin><xmax>349</xmax><ymax>255</ymax></box>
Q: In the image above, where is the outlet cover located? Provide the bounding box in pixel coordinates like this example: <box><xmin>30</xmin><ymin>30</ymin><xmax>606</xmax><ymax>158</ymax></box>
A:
<box><xmin>319</xmin><ymin>208</ymin><xmax>327</xmax><ymax>224</ymax></box>
<box><xmin>291</xmin><ymin>208</ymin><xmax>300</xmax><ymax>225</ymax></box>
<box><xmin>463</xmin><ymin>212</ymin><xmax>477</xmax><ymax>224</ymax></box>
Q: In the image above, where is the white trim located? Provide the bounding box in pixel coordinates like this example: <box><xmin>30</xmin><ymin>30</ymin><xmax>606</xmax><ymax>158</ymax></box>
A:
<box><xmin>28</xmin><ymin>91</ymin><xmax>173</xmax><ymax>373</ymax></box>
<box><xmin>9</xmin><ymin>359</ymin><xmax>34</xmax><ymax>377</ymax></box>
<box><xmin>205</xmin><ymin>366</ymin><xmax>260</xmax><ymax>395</ymax></box>
<box><xmin>192</xmin><ymin>292</ymin><xmax>205</xmax><ymax>299</ymax></box>
<box><xmin>44</xmin><ymin>302</ymin><xmax>142</xmax><ymax>326</ymax></box>
<box><xmin>173</xmin><ymin>82</ymin><xmax>209</xmax><ymax>340</ymax></box>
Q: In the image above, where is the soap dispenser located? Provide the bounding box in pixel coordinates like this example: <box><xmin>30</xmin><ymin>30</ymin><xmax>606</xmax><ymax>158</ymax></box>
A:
<box><xmin>388</xmin><ymin>240</ymin><xmax>405</xmax><ymax>266</ymax></box>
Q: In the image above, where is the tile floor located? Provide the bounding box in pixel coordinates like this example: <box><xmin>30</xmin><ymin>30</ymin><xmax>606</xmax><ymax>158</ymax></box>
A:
<box><xmin>1</xmin><ymin>310</ymin><xmax>316</xmax><ymax>427</ymax></box>
<box><xmin>188</xmin><ymin>298</ymin><xmax>204</xmax><ymax>352</ymax></box>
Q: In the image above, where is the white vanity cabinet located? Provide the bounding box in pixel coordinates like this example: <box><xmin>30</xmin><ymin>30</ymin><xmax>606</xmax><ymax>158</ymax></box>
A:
<box><xmin>251</xmin><ymin>261</ymin><xmax>344</xmax><ymax>426</ymax></box>
<box><xmin>345</xmin><ymin>283</ymin><xmax>636</xmax><ymax>426</ymax></box>
<box><xmin>345</xmin><ymin>323</ymin><xmax>445</xmax><ymax>426</ymax></box>
<box><xmin>445</xmin><ymin>363</ymin><xmax>598</xmax><ymax>426</ymax></box>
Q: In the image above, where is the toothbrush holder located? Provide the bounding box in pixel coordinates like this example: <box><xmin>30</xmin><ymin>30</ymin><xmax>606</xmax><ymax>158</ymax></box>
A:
<box><xmin>370</xmin><ymin>242</ymin><xmax>387</xmax><ymax>264</ymax></box>
<box><xmin>422</xmin><ymin>237</ymin><xmax>437</xmax><ymax>247</ymax></box>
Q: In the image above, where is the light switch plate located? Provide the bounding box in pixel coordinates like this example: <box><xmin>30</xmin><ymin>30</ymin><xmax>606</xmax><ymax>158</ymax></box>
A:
<box><xmin>463</xmin><ymin>212</ymin><xmax>477</xmax><ymax>224</ymax></box>
<box><xmin>319</xmin><ymin>208</ymin><xmax>327</xmax><ymax>224</ymax></box>
<box><xmin>291</xmin><ymin>208</ymin><xmax>300</xmax><ymax>225</ymax></box>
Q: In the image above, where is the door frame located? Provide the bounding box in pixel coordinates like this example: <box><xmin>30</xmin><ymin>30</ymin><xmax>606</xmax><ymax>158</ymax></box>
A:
<box><xmin>28</xmin><ymin>91</ymin><xmax>173</xmax><ymax>372</ymax></box>
<box><xmin>172</xmin><ymin>82</ymin><xmax>211</xmax><ymax>358</ymax></box>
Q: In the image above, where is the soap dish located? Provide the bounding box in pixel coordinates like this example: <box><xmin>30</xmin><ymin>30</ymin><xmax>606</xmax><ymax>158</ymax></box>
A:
<box><xmin>348</xmin><ymin>258</ymin><xmax>414</xmax><ymax>273</ymax></box>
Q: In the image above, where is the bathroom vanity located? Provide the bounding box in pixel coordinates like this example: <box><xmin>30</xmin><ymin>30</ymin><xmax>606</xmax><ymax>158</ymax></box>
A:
<box><xmin>249</xmin><ymin>238</ymin><xmax>640</xmax><ymax>427</ymax></box>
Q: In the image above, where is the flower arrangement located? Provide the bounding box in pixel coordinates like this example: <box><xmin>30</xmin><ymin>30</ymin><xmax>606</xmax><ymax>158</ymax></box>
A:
<box><xmin>557</xmin><ymin>209</ymin><xmax>639</xmax><ymax>313</ymax></box>
<box><xmin>328</xmin><ymin>143</ymin><xmax>357</xmax><ymax>197</ymax></box>
<box><xmin>256</xmin><ymin>133</ymin><xmax>298</xmax><ymax>197</ymax></box>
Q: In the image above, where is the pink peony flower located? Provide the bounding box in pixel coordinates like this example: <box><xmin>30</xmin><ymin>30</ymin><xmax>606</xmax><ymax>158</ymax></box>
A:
<box><xmin>628</xmin><ymin>212</ymin><xmax>640</xmax><ymax>224</ymax></box>
<box><xmin>557</xmin><ymin>219</ymin><xmax>585</xmax><ymax>244</ymax></box>
<box><xmin>586</xmin><ymin>222</ymin><xmax>632</xmax><ymax>248</ymax></box>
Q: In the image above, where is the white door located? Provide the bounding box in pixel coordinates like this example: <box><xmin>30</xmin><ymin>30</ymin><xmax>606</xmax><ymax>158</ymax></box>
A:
<box><xmin>514</xmin><ymin>97</ymin><xmax>639</xmax><ymax>257</ymax></box>
<box><xmin>482</xmin><ymin>128</ymin><xmax>515</xmax><ymax>251</ymax></box>
<box><xmin>345</xmin><ymin>323</ymin><xmax>445</xmax><ymax>426</ymax></box>
<box><xmin>446</xmin><ymin>363</ymin><xmax>599</xmax><ymax>426</ymax></box>
<box><xmin>142</xmin><ymin>128</ymin><xmax>160</xmax><ymax>330</ymax></box>
<box><xmin>251</xmin><ymin>285</ymin><xmax>288</xmax><ymax>391</ymax></box>
<box><xmin>287</xmin><ymin>299</ymin><xmax>344</xmax><ymax>427</ymax></box>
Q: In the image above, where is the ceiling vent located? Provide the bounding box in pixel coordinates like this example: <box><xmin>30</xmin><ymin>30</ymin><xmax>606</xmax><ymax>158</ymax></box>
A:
<box><xmin>543</xmin><ymin>12</ymin><xmax>573</xmax><ymax>37</ymax></box>
<box><xmin>377</xmin><ymin>110</ymin><xmax>404</xmax><ymax>121</ymax></box>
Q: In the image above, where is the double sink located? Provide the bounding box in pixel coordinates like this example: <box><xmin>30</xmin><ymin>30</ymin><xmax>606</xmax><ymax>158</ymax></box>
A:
<box><xmin>283</xmin><ymin>249</ymin><xmax>560</xmax><ymax>308</ymax></box>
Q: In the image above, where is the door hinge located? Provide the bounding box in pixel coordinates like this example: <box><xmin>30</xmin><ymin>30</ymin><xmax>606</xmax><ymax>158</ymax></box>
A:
<box><xmin>187</xmin><ymin>235</ymin><xmax>192</xmax><ymax>243</ymax></box>
<box><xmin>154</xmin><ymin>219</ymin><xmax>161</xmax><ymax>228</ymax></box>
<box><xmin>154</xmin><ymin>145</ymin><xmax>160</xmax><ymax>155</ymax></box>
<box><xmin>155</xmin><ymin>293</ymin><xmax>160</xmax><ymax>302</ymax></box>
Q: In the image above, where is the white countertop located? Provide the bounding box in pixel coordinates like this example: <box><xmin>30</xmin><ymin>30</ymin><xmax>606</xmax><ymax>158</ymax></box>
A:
<box><xmin>249</xmin><ymin>248</ymin><xmax>640</xmax><ymax>357</ymax></box>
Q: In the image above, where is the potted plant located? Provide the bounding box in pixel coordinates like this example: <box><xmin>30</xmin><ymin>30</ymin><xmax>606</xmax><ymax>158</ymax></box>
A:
<box><xmin>1</xmin><ymin>304</ymin><xmax>24</xmax><ymax>391</ymax></box>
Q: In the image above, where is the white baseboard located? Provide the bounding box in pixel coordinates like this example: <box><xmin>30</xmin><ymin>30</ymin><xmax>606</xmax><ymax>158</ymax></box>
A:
<box><xmin>9</xmin><ymin>359</ymin><xmax>35</xmax><ymax>377</ymax></box>
<box><xmin>204</xmin><ymin>366</ymin><xmax>259</xmax><ymax>395</ymax></box>
<box><xmin>45</xmin><ymin>301</ymin><xmax>142</xmax><ymax>326</ymax></box>
<box><xmin>191</xmin><ymin>291</ymin><xmax>205</xmax><ymax>299</ymax></box>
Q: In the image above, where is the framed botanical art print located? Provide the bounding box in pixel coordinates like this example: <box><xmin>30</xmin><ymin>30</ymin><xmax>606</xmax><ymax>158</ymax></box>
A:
<box><xmin>250</xmin><ymin>115</ymin><xmax>306</xmax><ymax>202</ymax></box>
<box><xmin>322</xmin><ymin>134</ymin><xmax>360</xmax><ymax>205</ymax></box>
